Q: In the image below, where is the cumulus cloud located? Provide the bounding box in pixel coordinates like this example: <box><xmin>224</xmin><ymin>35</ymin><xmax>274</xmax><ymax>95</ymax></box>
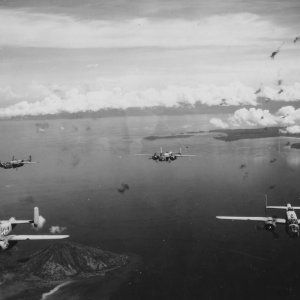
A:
<box><xmin>0</xmin><ymin>10</ymin><xmax>292</xmax><ymax>48</ymax></box>
<box><xmin>0</xmin><ymin>82</ymin><xmax>258</xmax><ymax>117</ymax></box>
<box><xmin>262</xmin><ymin>83</ymin><xmax>300</xmax><ymax>102</ymax></box>
<box><xmin>210</xmin><ymin>118</ymin><xmax>229</xmax><ymax>129</ymax></box>
<box><xmin>210</xmin><ymin>106</ymin><xmax>300</xmax><ymax>129</ymax></box>
<box><xmin>49</xmin><ymin>226</ymin><xmax>67</xmax><ymax>234</ymax></box>
<box><xmin>0</xmin><ymin>80</ymin><xmax>300</xmax><ymax>117</ymax></box>
<box><xmin>284</xmin><ymin>125</ymin><xmax>300</xmax><ymax>134</ymax></box>
<box><xmin>229</xmin><ymin>108</ymin><xmax>279</xmax><ymax>127</ymax></box>
<box><xmin>277</xmin><ymin>106</ymin><xmax>300</xmax><ymax>124</ymax></box>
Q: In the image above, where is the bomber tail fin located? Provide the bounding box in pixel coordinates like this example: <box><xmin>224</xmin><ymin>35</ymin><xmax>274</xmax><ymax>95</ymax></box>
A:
<box><xmin>33</xmin><ymin>207</ymin><xmax>39</xmax><ymax>228</ymax></box>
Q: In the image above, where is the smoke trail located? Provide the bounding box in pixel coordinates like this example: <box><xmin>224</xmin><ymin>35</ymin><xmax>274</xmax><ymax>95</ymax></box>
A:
<box><xmin>49</xmin><ymin>226</ymin><xmax>67</xmax><ymax>234</ymax></box>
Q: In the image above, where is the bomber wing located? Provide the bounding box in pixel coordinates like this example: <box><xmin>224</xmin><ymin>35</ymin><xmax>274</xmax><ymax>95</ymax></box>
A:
<box><xmin>216</xmin><ymin>216</ymin><xmax>286</xmax><ymax>224</ymax></box>
<box><xmin>8</xmin><ymin>235</ymin><xmax>69</xmax><ymax>241</ymax></box>
<box><xmin>5</xmin><ymin>218</ymin><xmax>33</xmax><ymax>224</ymax></box>
<box><xmin>266</xmin><ymin>206</ymin><xmax>287</xmax><ymax>209</ymax></box>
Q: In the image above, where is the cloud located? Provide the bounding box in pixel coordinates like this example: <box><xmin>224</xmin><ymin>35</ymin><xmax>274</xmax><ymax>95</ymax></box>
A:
<box><xmin>0</xmin><ymin>82</ymin><xmax>258</xmax><ymax>117</ymax></box>
<box><xmin>262</xmin><ymin>83</ymin><xmax>300</xmax><ymax>101</ymax></box>
<box><xmin>284</xmin><ymin>125</ymin><xmax>300</xmax><ymax>134</ymax></box>
<box><xmin>0</xmin><ymin>86</ymin><xmax>20</xmax><ymax>102</ymax></box>
<box><xmin>86</xmin><ymin>63</ymin><xmax>99</xmax><ymax>69</ymax></box>
<box><xmin>210</xmin><ymin>118</ymin><xmax>229</xmax><ymax>129</ymax></box>
<box><xmin>49</xmin><ymin>226</ymin><xmax>67</xmax><ymax>234</ymax></box>
<box><xmin>0</xmin><ymin>10</ymin><xmax>292</xmax><ymax>48</ymax></box>
<box><xmin>0</xmin><ymin>80</ymin><xmax>300</xmax><ymax>117</ymax></box>
<box><xmin>210</xmin><ymin>106</ymin><xmax>300</xmax><ymax>129</ymax></box>
<box><xmin>229</xmin><ymin>107</ymin><xmax>279</xmax><ymax>127</ymax></box>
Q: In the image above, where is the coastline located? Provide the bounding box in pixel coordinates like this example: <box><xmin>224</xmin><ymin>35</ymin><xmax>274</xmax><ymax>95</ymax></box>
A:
<box><xmin>210</xmin><ymin>127</ymin><xmax>300</xmax><ymax>141</ymax></box>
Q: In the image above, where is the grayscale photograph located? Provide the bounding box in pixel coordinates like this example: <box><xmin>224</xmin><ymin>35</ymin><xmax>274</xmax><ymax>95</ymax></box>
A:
<box><xmin>0</xmin><ymin>0</ymin><xmax>300</xmax><ymax>299</ymax></box>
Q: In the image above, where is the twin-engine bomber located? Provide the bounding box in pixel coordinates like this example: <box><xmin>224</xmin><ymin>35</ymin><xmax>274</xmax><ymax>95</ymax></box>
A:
<box><xmin>0</xmin><ymin>155</ymin><xmax>38</xmax><ymax>169</ymax></box>
<box><xmin>0</xmin><ymin>207</ymin><xmax>69</xmax><ymax>250</ymax></box>
<box><xmin>136</xmin><ymin>147</ymin><xmax>197</xmax><ymax>162</ymax></box>
<box><xmin>217</xmin><ymin>198</ymin><xmax>300</xmax><ymax>237</ymax></box>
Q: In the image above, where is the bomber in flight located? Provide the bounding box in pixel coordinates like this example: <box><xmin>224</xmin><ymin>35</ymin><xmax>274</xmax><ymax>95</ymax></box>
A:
<box><xmin>216</xmin><ymin>197</ymin><xmax>300</xmax><ymax>237</ymax></box>
<box><xmin>270</xmin><ymin>49</ymin><xmax>280</xmax><ymax>59</ymax></box>
<box><xmin>136</xmin><ymin>147</ymin><xmax>197</xmax><ymax>162</ymax></box>
<box><xmin>270</xmin><ymin>42</ymin><xmax>284</xmax><ymax>60</ymax></box>
<box><xmin>0</xmin><ymin>207</ymin><xmax>69</xmax><ymax>250</ymax></box>
<box><xmin>0</xmin><ymin>155</ymin><xmax>38</xmax><ymax>169</ymax></box>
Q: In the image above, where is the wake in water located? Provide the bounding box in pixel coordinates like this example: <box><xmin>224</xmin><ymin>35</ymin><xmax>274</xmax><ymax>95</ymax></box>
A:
<box><xmin>41</xmin><ymin>281</ymin><xmax>72</xmax><ymax>300</ymax></box>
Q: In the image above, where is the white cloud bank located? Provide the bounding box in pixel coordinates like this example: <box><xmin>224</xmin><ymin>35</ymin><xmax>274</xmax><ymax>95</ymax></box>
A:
<box><xmin>283</xmin><ymin>125</ymin><xmax>300</xmax><ymax>134</ymax></box>
<box><xmin>210</xmin><ymin>106</ymin><xmax>300</xmax><ymax>129</ymax></box>
<box><xmin>0</xmin><ymin>10</ymin><xmax>292</xmax><ymax>48</ymax></box>
<box><xmin>0</xmin><ymin>81</ymin><xmax>300</xmax><ymax>117</ymax></box>
<box><xmin>0</xmin><ymin>82</ymin><xmax>258</xmax><ymax>117</ymax></box>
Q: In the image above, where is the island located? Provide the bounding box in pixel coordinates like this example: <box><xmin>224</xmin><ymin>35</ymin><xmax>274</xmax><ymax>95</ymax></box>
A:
<box><xmin>144</xmin><ymin>134</ymin><xmax>194</xmax><ymax>141</ymax></box>
<box><xmin>0</xmin><ymin>241</ymin><xmax>141</xmax><ymax>300</ymax></box>
<box><xmin>210</xmin><ymin>127</ymin><xmax>300</xmax><ymax>142</ymax></box>
<box><xmin>291</xmin><ymin>143</ymin><xmax>300</xmax><ymax>149</ymax></box>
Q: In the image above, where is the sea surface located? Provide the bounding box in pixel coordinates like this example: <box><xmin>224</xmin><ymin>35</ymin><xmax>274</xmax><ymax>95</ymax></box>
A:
<box><xmin>1</xmin><ymin>114</ymin><xmax>300</xmax><ymax>299</ymax></box>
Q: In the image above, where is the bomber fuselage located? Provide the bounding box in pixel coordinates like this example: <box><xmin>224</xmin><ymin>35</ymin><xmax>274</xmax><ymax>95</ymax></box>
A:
<box><xmin>0</xmin><ymin>161</ymin><xmax>25</xmax><ymax>169</ymax></box>
<box><xmin>285</xmin><ymin>204</ymin><xmax>299</xmax><ymax>237</ymax></box>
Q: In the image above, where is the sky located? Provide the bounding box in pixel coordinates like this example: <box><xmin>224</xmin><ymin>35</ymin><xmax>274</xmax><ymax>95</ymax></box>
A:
<box><xmin>0</xmin><ymin>0</ymin><xmax>300</xmax><ymax>116</ymax></box>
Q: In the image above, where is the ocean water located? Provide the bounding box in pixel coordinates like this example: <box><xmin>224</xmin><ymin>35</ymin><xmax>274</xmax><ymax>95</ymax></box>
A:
<box><xmin>1</xmin><ymin>114</ymin><xmax>300</xmax><ymax>299</ymax></box>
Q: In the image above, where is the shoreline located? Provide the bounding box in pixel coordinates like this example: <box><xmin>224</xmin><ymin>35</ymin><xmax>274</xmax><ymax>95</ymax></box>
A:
<box><xmin>210</xmin><ymin>127</ymin><xmax>300</xmax><ymax>141</ymax></box>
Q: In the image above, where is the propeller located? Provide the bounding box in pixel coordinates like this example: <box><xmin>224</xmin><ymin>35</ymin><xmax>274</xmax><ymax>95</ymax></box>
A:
<box><xmin>255</xmin><ymin>223</ymin><xmax>279</xmax><ymax>239</ymax></box>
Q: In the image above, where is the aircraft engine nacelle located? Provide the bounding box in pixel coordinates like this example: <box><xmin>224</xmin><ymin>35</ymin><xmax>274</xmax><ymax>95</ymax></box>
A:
<box><xmin>0</xmin><ymin>222</ymin><xmax>12</xmax><ymax>236</ymax></box>
<box><xmin>264</xmin><ymin>218</ymin><xmax>276</xmax><ymax>231</ymax></box>
<box><xmin>170</xmin><ymin>155</ymin><xmax>177</xmax><ymax>161</ymax></box>
<box><xmin>152</xmin><ymin>154</ymin><xmax>159</xmax><ymax>160</ymax></box>
<box><xmin>0</xmin><ymin>240</ymin><xmax>17</xmax><ymax>251</ymax></box>
<box><xmin>0</xmin><ymin>239</ymin><xmax>9</xmax><ymax>250</ymax></box>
